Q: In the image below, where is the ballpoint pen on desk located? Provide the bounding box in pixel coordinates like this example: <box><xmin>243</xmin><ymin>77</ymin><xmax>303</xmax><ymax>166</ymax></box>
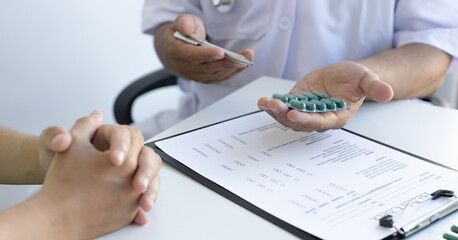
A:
<box><xmin>173</xmin><ymin>31</ymin><xmax>254</xmax><ymax>66</ymax></box>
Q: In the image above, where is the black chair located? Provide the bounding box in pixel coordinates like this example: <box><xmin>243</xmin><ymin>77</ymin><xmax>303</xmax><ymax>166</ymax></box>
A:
<box><xmin>113</xmin><ymin>69</ymin><xmax>177</xmax><ymax>125</ymax></box>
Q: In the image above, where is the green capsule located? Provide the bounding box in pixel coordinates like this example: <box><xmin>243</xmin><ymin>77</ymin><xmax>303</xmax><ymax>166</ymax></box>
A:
<box><xmin>330</xmin><ymin>97</ymin><xmax>346</xmax><ymax>108</ymax></box>
<box><xmin>443</xmin><ymin>233</ymin><xmax>458</xmax><ymax>240</ymax></box>
<box><xmin>272</xmin><ymin>93</ymin><xmax>288</xmax><ymax>103</ymax></box>
<box><xmin>284</xmin><ymin>94</ymin><xmax>297</xmax><ymax>102</ymax></box>
<box><xmin>294</xmin><ymin>93</ymin><xmax>306</xmax><ymax>101</ymax></box>
<box><xmin>310</xmin><ymin>99</ymin><xmax>326</xmax><ymax>111</ymax></box>
<box><xmin>320</xmin><ymin>99</ymin><xmax>337</xmax><ymax>110</ymax></box>
<box><xmin>313</xmin><ymin>91</ymin><xmax>327</xmax><ymax>99</ymax></box>
<box><xmin>301</xmin><ymin>100</ymin><xmax>316</xmax><ymax>111</ymax></box>
<box><xmin>289</xmin><ymin>99</ymin><xmax>306</xmax><ymax>110</ymax></box>
<box><xmin>303</xmin><ymin>93</ymin><xmax>318</xmax><ymax>101</ymax></box>
<box><xmin>452</xmin><ymin>225</ymin><xmax>458</xmax><ymax>233</ymax></box>
<box><xmin>450</xmin><ymin>224</ymin><xmax>458</xmax><ymax>233</ymax></box>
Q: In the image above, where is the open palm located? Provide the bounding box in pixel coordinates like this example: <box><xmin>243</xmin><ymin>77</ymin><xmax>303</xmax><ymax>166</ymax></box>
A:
<box><xmin>258</xmin><ymin>61</ymin><xmax>393</xmax><ymax>131</ymax></box>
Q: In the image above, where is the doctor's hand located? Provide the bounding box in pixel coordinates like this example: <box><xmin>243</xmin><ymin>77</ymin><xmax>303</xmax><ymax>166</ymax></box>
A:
<box><xmin>157</xmin><ymin>14</ymin><xmax>254</xmax><ymax>83</ymax></box>
<box><xmin>258</xmin><ymin>61</ymin><xmax>394</xmax><ymax>132</ymax></box>
<box><xmin>37</xmin><ymin>111</ymin><xmax>162</xmax><ymax>226</ymax></box>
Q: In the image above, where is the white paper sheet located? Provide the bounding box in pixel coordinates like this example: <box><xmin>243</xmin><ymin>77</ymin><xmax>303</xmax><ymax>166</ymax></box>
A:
<box><xmin>155</xmin><ymin>111</ymin><xmax>458</xmax><ymax>240</ymax></box>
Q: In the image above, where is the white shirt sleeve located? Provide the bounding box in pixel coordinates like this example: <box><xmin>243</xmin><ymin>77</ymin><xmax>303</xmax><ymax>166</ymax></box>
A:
<box><xmin>142</xmin><ymin>0</ymin><xmax>203</xmax><ymax>35</ymax></box>
<box><xmin>394</xmin><ymin>0</ymin><xmax>458</xmax><ymax>61</ymax></box>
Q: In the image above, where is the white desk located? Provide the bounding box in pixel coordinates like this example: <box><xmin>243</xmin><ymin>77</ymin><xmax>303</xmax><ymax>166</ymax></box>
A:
<box><xmin>1</xmin><ymin>76</ymin><xmax>457</xmax><ymax>239</ymax></box>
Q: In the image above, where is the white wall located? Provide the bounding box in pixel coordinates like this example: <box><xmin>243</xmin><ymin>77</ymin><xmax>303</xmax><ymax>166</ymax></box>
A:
<box><xmin>0</xmin><ymin>0</ymin><xmax>164</xmax><ymax>135</ymax></box>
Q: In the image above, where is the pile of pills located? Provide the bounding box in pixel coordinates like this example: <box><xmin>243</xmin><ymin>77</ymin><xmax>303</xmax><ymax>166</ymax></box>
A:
<box><xmin>272</xmin><ymin>91</ymin><xmax>348</xmax><ymax>112</ymax></box>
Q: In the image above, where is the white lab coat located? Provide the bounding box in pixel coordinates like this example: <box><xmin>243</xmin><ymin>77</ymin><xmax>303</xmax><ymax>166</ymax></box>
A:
<box><xmin>136</xmin><ymin>0</ymin><xmax>458</xmax><ymax>139</ymax></box>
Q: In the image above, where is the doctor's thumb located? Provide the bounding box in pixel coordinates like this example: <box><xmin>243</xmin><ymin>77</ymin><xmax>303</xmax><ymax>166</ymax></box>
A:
<box><xmin>176</xmin><ymin>14</ymin><xmax>206</xmax><ymax>39</ymax></box>
<box><xmin>360</xmin><ymin>72</ymin><xmax>394</xmax><ymax>103</ymax></box>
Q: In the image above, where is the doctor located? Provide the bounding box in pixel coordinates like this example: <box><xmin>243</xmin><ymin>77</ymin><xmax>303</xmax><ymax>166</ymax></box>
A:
<box><xmin>138</xmin><ymin>0</ymin><xmax>458</xmax><ymax>138</ymax></box>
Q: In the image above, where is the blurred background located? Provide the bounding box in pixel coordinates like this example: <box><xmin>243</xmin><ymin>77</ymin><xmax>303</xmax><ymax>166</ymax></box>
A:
<box><xmin>0</xmin><ymin>0</ymin><xmax>181</xmax><ymax>136</ymax></box>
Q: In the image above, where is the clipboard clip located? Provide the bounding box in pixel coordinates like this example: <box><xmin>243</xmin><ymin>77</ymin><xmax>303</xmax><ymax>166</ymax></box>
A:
<box><xmin>379</xmin><ymin>189</ymin><xmax>457</xmax><ymax>238</ymax></box>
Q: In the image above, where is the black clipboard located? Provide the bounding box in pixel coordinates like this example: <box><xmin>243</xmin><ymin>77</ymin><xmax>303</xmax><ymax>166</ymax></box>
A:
<box><xmin>147</xmin><ymin>110</ymin><xmax>458</xmax><ymax>240</ymax></box>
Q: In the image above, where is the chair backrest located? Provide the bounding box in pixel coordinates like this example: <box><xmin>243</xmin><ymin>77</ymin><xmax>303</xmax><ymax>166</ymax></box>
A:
<box><xmin>114</xmin><ymin>69</ymin><xmax>177</xmax><ymax>125</ymax></box>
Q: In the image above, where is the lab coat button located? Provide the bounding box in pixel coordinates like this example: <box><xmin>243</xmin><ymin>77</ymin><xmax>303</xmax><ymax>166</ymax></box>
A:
<box><xmin>278</xmin><ymin>16</ymin><xmax>291</xmax><ymax>31</ymax></box>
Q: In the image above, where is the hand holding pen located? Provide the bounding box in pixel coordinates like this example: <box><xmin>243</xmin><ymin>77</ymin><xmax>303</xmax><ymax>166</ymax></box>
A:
<box><xmin>173</xmin><ymin>31</ymin><xmax>253</xmax><ymax>66</ymax></box>
<box><xmin>155</xmin><ymin>14</ymin><xmax>255</xmax><ymax>83</ymax></box>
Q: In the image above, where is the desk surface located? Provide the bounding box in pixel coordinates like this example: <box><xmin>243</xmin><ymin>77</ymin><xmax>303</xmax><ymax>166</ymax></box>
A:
<box><xmin>1</xmin><ymin>76</ymin><xmax>457</xmax><ymax>239</ymax></box>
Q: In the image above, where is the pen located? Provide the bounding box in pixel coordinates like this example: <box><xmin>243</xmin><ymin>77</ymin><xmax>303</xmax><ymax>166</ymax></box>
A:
<box><xmin>173</xmin><ymin>31</ymin><xmax>254</xmax><ymax>66</ymax></box>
